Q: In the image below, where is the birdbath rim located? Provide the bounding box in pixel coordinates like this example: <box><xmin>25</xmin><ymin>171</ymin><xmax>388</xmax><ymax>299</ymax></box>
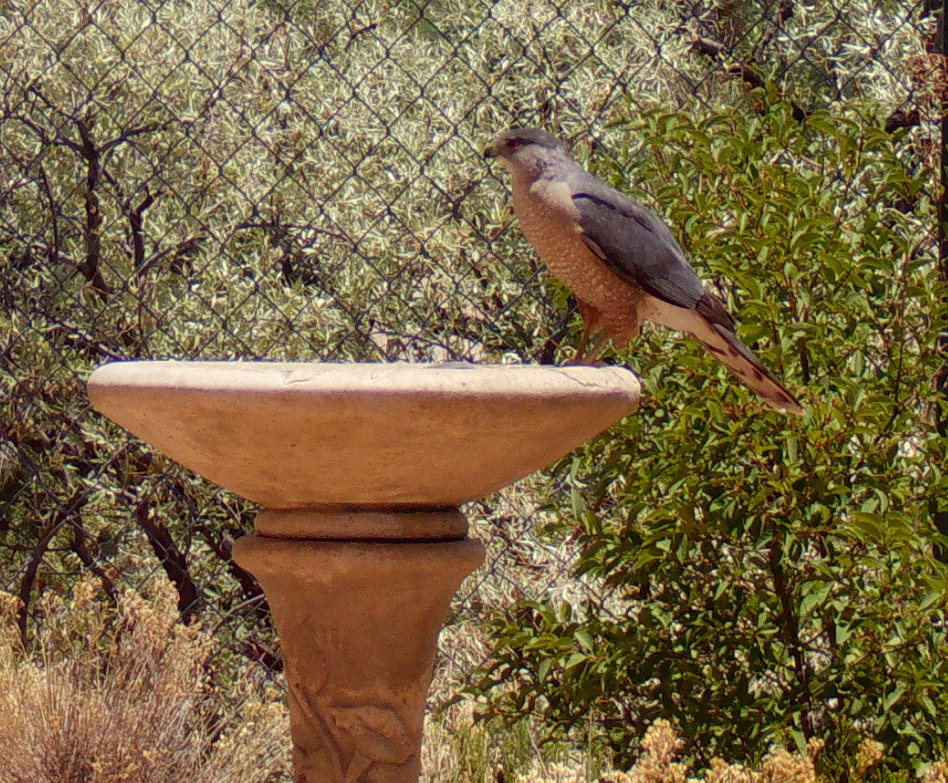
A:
<box><xmin>88</xmin><ymin>360</ymin><xmax>640</xmax><ymax>509</ymax></box>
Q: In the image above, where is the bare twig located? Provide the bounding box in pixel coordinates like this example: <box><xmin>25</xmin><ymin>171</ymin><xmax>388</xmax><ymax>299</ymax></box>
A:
<box><xmin>691</xmin><ymin>38</ymin><xmax>810</xmax><ymax>122</ymax></box>
<box><xmin>69</xmin><ymin>520</ymin><xmax>118</xmax><ymax>603</ymax></box>
<box><xmin>130</xmin><ymin>188</ymin><xmax>158</xmax><ymax>277</ymax></box>
<box><xmin>767</xmin><ymin>520</ymin><xmax>814</xmax><ymax>739</ymax></box>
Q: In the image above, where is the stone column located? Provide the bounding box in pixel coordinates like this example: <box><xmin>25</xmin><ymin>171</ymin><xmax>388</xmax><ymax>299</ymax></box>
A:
<box><xmin>234</xmin><ymin>511</ymin><xmax>483</xmax><ymax>783</ymax></box>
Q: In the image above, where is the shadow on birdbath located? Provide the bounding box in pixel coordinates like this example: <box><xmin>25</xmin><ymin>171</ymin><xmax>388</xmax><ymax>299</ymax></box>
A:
<box><xmin>88</xmin><ymin>361</ymin><xmax>640</xmax><ymax>783</ymax></box>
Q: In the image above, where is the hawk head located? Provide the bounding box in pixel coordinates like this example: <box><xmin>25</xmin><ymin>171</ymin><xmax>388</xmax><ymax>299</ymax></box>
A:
<box><xmin>485</xmin><ymin>128</ymin><xmax>571</xmax><ymax>177</ymax></box>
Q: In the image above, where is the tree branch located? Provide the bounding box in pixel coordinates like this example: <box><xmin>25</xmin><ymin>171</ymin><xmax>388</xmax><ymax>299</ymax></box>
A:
<box><xmin>76</xmin><ymin>118</ymin><xmax>112</xmax><ymax>298</ymax></box>
<box><xmin>16</xmin><ymin>494</ymin><xmax>83</xmax><ymax>642</ymax></box>
<box><xmin>134</xmin><ymin>500</ymin><xmax>201</xmax><ymax>621</ymax></box>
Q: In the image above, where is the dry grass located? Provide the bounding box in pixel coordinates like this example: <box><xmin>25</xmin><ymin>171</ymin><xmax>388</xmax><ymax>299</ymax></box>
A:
<box><xmin>0</xmin><ymin>577</ymin><xmax>291</xmax><ymax>783</ymax></box>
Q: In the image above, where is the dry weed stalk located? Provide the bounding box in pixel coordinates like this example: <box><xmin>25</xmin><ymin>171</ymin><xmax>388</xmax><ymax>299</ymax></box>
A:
<box><xmin>525</xmin><ymin>719</ymin><xmax>917</xmax><ymax>783</ymax></box>
<box><xmin>852</xmin><ymin>739</ymin><xmax>883</xmax><ymax>781</ymax></box>
<box><xmin>926</xmin><ymin>760</ymin><xmax>948</xmax><ymax>783</ymax></box>
<box><xmin>0</xmin><ymin>577</ymin><xmax>290</xmax><ymax>783</ymax></box>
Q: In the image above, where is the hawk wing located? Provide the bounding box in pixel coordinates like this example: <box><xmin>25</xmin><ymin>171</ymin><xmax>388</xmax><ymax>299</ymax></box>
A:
<box><xmin>569</xmin><ymin>176</ymin><xmax>801</xmax><ymax>414</ymax></box>
<box><xmin>571</xmin><ymin>180</ymin><xmax>735</xmax><ymax>331</ymax></box>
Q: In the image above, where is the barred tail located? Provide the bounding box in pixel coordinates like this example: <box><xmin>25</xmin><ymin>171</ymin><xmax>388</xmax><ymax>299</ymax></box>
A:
<box><xmin>700</xmin><ymin>323</ymin><xmax>804</xmax><ymax>416</ymax></box>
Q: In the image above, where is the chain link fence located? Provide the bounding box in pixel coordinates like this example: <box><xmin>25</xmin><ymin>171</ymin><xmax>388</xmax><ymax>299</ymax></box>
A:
<box><xmin>0</xmin><ymin>0</ymin><xmax>938</xmax><ymax>759</ymax></box>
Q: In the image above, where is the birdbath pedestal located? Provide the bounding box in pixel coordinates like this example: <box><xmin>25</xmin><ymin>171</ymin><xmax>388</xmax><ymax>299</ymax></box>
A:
<box><xmin>87</xmin><ymin>361</ymin><xmax>640</xmax><ymax>783</ymax></box>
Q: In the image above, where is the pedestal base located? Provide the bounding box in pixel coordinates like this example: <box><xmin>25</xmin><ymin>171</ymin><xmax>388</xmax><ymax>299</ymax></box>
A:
<box><xmin>233</xmin><ymin>516</ymin><xmax>484</xmax><ymax>783</ymax></box>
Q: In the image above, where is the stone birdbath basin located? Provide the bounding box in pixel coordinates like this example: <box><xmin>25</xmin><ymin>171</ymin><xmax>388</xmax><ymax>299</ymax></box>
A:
<box><xmin>87</xmin><ymin>361</ymin><xmax>640</xmax><ymax>783</ymax></box>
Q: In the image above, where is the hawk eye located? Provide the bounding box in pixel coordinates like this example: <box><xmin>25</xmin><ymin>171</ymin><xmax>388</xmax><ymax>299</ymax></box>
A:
<box><xmin>506</xmin><ymin>138</ymin><xmax>522</xmax><ymax>150</ymax></box>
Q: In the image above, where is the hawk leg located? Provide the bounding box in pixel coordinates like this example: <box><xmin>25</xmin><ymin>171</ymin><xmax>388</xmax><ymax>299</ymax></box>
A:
<box><xmin>573</xmin><ymin>300</ymin><xmax>608</xmax><ymax>365</ymax></box>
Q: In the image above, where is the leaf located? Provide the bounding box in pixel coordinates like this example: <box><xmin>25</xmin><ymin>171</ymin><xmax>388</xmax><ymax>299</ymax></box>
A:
<box><xmin>835</xmin><ymin>622</ymin><xmax>854</xmax><ymax>646</ymax></box>
<box><xmin>918</xmin><ymin>590</ymin><xmax>944</xmax><ymax>612</ymax></box>
<box><xmin>575</xmin><ymin>630</ymin><xmax>596</xmax><ymax>653</ymax></box>
<box><xmin>538</xmin><ymin>658</ymin><xmax>553</xmax><ymax>683</ymax></box>
<box><xmin>564</xmin><ymin>652</ymin><xmax>588</xmax><ymax>670</ymax></box>
<box><xmin>882</xmin><ymin>686</ymin><xmax>906</xmax><ymax>712</ymax></box>
<box><xmin>848</xmin><ymin>511</ymin><xmax>884</xmax><ymax>541</ymax></box>
<box><xmin>800</xmin><ymin>581</ymin><xmax>833</xmax><ymax>617</ymax></box>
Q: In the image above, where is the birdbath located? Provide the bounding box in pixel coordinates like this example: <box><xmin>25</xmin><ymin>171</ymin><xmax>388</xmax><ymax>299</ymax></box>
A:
<box><xmin>87</xmin><ymin>361</ymin><xmax>640</xmax><ymax>783</ymax></box>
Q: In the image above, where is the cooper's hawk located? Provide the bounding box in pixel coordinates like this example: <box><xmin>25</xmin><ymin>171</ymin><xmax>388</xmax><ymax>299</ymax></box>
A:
<box><xmin>485</xmin><ymin>127</ymin><xmax>803</xmax><ymax>416</ymax></box>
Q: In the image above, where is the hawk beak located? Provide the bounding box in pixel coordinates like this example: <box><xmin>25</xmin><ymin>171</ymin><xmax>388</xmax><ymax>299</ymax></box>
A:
<box><xmin>483</xmin><ymin>145</ymin><xmax>496</xmax><ymax>159</ymax></box>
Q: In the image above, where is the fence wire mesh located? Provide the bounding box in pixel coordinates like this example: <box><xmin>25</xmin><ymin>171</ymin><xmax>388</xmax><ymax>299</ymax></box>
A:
<box><xmin>0</xmin><ymin>0</ymin><xmax>939</xmax><ymax>757</ymax></box>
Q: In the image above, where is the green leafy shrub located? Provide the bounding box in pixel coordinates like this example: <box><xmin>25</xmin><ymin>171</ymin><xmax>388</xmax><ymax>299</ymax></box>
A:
<box><xmin>469</xmin><ymin>96</ymin><xmax>948</xmax><ymax>780</ymax></box>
